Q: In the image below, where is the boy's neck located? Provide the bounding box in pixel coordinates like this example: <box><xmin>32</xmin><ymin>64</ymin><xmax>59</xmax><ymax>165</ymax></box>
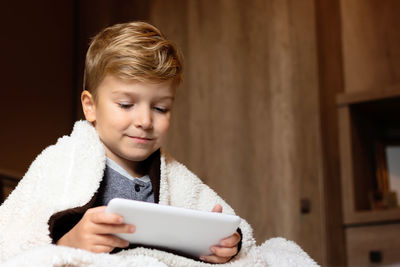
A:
<box><xmin>105</xmin><ymin>154</ymin><xmax>148</xmax><ymax>178</ymax></box>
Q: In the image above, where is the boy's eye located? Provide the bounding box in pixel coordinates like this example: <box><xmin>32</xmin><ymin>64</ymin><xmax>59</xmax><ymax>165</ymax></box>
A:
<box><xmin>154</xmin><ymin>106</ymin><xmax>169</xmax><ymax>113</ymax></box>
<box><xmin>118</xmin><ymin>103</ymin><xmax>133</xmax><ymax>109</ymax></box>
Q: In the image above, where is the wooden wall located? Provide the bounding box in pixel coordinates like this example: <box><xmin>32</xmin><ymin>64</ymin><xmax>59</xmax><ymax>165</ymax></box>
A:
<box><xmin>146</xmin><ymin>0</ymin><xmax>326</xmax><ymax>263</ymax></box>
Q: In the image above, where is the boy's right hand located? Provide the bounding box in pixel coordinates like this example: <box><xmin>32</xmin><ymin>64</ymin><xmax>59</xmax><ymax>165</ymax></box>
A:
<box><xmin>56</xmin><ymin>206</ymin><xmax>135</xmax><ymax>253</ymax></box>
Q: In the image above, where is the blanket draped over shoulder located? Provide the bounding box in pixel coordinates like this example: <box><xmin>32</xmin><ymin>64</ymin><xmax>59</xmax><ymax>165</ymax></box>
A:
<box><xmin>0</xmin><ymin>121</ymin><xmax>318</xmax><ymax>267</ymax></box>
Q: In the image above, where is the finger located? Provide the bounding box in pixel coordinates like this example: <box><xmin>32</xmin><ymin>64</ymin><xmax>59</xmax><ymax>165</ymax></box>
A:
<box><xmin>87</xmin><ymin>206</ymin><xmax>107</xmax><ymax>213</ymax></box>
<box><xmin>89</xmin><ymin>209</ymin><xmax>124</xmax><ymax>225</ymax></box>
<box><xmin>94</xmin><ymin>234</ymin><xmax>130</xmax><ymax>249</ymax></box>
<box><xmin>93</xmin><ymin>223</ymin><xmax>135</xmax><ymax>235</ymax></box>
<box><xmin>212</xmin><ymin>204</ymin><xmax>223</xmax><ymax>213</ymax></box>
<box><xmin>200</xmin><ymin>254</ymin><xmax>231</xmax><ymax>264</ymax></box>
<box><xmin>211</xmin><ymin>245</ymin><xmax>238</xmax><ymax>258</ymax></box>
<box><xmin>89</xmin><ymin>244</ymin><xmax>114</xmax><ymax>253</ymax></box>
<box><xmin>220</xmin><ymin>232</ymin><xmax>241</xmax><ymax>247</ymax></box>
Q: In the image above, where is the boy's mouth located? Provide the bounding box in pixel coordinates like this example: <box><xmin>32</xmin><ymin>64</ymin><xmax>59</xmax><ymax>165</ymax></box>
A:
<box><xmin>127</xmin><ymin>135</ymin><xmax>154</xmax><ymax>144</ymax></box>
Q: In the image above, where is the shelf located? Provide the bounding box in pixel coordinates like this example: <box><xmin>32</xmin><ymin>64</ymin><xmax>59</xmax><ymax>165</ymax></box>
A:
<box><xmin>337</xmin><ymin>90</ymin><xmax>400</xmax><ymax>226</ymax></box>
<box><xmin>337</xmin><ymin>84</ymin><xmax>400</xmax><ymax>106</ymax></box>
<box><xmin>344</xmin><ymin>208</ymin><xmax>400</xmax><ymax>226</ymax></box>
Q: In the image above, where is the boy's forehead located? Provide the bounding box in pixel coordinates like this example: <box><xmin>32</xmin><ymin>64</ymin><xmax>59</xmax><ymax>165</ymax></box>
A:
<box><xmin>99</xmin><ymin>76</ymin><xmax>175</xmax><ymax>98</ymax></box>
<box><xmin>110</xmin><ymin>89</ymin><xmax>175</xmax><ymax>100</ymax></box>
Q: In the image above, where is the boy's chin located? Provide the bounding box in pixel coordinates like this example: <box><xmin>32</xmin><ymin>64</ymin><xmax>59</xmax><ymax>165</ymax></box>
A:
<box><xmin>123</xmin><ymin>150</ymin><xmax>158</xmax><ymax>162</ymax></box>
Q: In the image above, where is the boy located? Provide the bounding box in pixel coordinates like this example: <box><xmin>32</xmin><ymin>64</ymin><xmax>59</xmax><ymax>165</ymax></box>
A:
<box><xmin>56</xmin><ymin>21</ymin><xmax>240</xmax><ymax>263</ymax></box>
<box><xmin>0</xmin><ymin>21</ymin><xmax>249</xmax><ymax>265</ymax></box>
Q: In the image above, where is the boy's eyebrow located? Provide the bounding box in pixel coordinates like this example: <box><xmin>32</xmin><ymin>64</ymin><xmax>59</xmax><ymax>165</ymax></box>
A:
<box><xmin>111</xmin><ymin>91</ymin><xmax>174</xmax><ymax>100</ymax></box>
<box><xmin>155</xmin><ymin>96</ymin><xmax>175</xmax><ymax>101</ymax></box>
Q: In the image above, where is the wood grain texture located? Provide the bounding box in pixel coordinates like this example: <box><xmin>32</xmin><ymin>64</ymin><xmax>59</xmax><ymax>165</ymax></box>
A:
<box><xmin>340</xmin><ymin>0</ymin><xmax>400</xmax><ymax>93</ymax></box>
<box><xmin>148</xmin><ymin>0</ymin><xmax>325</xmax><ymax>263</ymax></box>
<box><xmin>314</xmin><ymin>0</ymin><xmax>346</xmax><ymax>264</ymax></box>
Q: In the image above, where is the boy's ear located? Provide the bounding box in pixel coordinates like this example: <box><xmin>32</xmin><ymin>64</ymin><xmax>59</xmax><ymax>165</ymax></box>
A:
<box><xmin>81</xmin><ymin>90</ymin><xmax>96</xmax><ymax>122</ymax></box>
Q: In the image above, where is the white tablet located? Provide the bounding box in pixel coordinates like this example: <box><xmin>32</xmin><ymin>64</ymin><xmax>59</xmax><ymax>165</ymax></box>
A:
<box><xmin>106</xmin><ymin>198</ymin><xmax>241</xmax><ymax>257</ymax></box>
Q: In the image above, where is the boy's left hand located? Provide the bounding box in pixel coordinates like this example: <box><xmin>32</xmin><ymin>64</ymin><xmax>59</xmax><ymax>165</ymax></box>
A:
<box><xmin>199</xmin><ymin>204</ymin><xmax>241</xmax><ymax>264</ymax></box>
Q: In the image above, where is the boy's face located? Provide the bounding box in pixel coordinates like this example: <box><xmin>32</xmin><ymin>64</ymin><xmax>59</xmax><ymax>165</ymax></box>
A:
<box><xmin>82</xmin><ymin>75</ymin><xmax>174</xmax><ymax>173</ymax></box>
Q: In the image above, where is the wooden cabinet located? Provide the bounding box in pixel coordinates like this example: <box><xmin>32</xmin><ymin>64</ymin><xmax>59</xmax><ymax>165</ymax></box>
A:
<box><xmin>337</xmin><ymin>87</ymin><xmax>400</xmax><ymax>266</ymax></box>
<box><xmin>336</xmin><ymin>1</ymin><xmax>400</xmax><ymax>265</ymax></box>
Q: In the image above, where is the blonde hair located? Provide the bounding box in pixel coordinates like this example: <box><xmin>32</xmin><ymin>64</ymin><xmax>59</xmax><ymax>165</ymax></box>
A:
<box><xmin>84</xmin><ymin>21</ymin><xmax>183</xmax><ymax>100</ymax></box>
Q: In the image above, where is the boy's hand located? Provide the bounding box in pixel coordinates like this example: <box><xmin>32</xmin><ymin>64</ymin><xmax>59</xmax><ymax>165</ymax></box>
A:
<box><xmin>199</xmin><ymin>204</ymin><xmax>241</xmax><ymax>264</ymax></box>
<box><xmin>56</xmin><ymin>206</ymin><xmax>135</xmax><ymax>253</ymax></box>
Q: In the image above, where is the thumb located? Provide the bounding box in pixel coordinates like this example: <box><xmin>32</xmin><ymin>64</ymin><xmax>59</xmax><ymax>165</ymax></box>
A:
<box><xmin>212</xmin><ymin>204</ymin><xmax>223</xmax><ymax>213</ymax></box>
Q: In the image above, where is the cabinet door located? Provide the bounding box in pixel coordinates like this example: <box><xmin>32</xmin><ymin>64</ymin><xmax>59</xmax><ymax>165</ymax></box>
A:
<box><xmin>346</xmin><ymin>224</ymin><xmax>400</xmax><ymax>266</ymax></box>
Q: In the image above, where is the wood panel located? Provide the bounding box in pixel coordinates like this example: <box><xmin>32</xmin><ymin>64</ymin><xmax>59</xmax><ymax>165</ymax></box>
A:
<box><xmin>148</xmin><ymin>0</ymin><xmax>325</xmax><ymax>263</ymax></box>
<box><xmin>340</xmin><ymin>0</ymin><xmax>400</xmax><ymax>93</ymax></box>
<box><xmin>314</xmin><ymin>0</ymin><xmax>346</xmax><ymax>264</ymax></box>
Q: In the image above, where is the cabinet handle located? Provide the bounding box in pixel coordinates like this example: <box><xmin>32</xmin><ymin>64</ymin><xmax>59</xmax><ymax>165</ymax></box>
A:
<box><xmin>369</xmin><ymin>250</ymin><xmax>382</xmax><ymax>263</ymax></box>
<box><xmin>300</xmin><ymin>198</ymin><xmax>311</xmax><ymax>214</ymax></box>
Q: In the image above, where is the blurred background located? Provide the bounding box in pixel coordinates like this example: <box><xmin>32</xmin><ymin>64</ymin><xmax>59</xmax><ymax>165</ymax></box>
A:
<box><xmin>1</xmin><ymin>1</ymin><xmax>400</xmax><ymax>266</ymax></box>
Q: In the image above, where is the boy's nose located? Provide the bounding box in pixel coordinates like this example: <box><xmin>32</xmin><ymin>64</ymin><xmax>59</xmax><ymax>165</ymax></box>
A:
<box><xmin>133</xmin><ymin>105</ymin><xmax>153</xmax><ymax>129</ymax></box>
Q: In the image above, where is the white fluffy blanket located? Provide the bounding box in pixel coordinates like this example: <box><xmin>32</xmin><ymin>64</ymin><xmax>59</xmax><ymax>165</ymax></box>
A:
<box><xmin>0</xmin><ymin>121</ymin><xmax>318</xmax><ymax>266</ymax></box>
